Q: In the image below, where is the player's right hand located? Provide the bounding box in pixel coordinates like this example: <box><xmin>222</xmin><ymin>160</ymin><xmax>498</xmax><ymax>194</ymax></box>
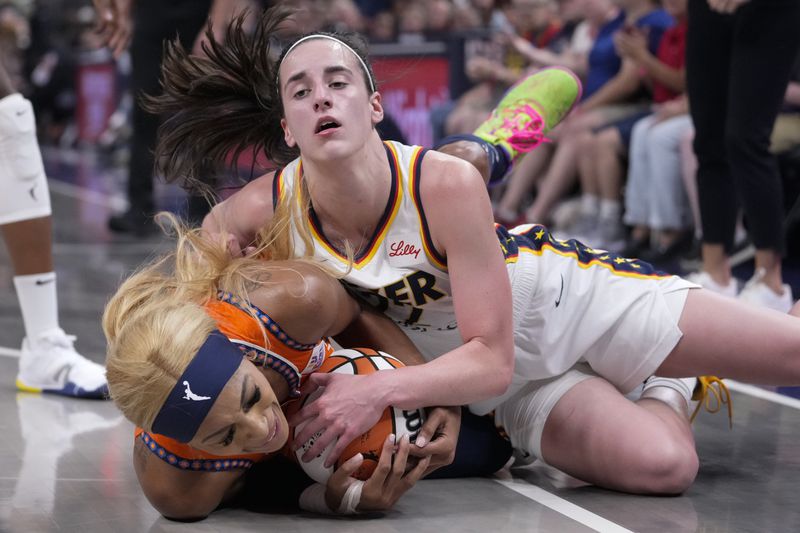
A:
<box><xmin>325</xmin><ymin>434</ymin><xmax>429</xmax><ymax>512</ymax></box>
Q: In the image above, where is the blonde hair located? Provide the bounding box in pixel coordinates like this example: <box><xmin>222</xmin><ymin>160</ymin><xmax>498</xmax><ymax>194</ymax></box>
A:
<box><xmin>103</xmin><ymin>213</ymin><xmax>325</xmax><ymax>430</ymax></box>
<box><xmin>255</xmin><ymin>170</ymin><xmax>354</xmax><ymax>265</ymax></box>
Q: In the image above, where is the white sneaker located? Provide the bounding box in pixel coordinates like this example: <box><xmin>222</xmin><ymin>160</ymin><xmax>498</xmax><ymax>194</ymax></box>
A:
<box><xmin>684</xmin><ymin>271</ymin><xmax>738</xmax><ymax>298</ymax></box>
<box><xmin>738</xmin><ymin>268</ymin><xmax>794</xmax><ymax>313</ymax></box>
<box><xmin>16</xmin><ymin>328</ymin><xmax>109</xmax><ymax>399</ymax></box>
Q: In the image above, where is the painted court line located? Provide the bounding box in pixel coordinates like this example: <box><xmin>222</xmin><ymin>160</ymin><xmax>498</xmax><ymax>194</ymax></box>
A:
<box><xmin>726</xmin><ymin>380</ymin><xmax>800</xmax><ymax>410</ymax></box>
<box><xmin>0</xmin><ymin>346</ymin><xmax>21</xmax><ymax>358</ymax></box>
<box><xmin>47</xmin><ymin>179</ymin><xmax>126</xmax><ymax>210</ymax></box>
<box><xmin>494</xmin><ymin>478</ymin><xmax>633</xmax><ymax>533</ymax></box>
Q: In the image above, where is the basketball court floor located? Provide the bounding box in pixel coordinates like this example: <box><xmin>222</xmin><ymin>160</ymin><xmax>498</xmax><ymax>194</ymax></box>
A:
<box><xmin>1</xmin><ymin>148</ymin><xmax>800</xmax><ymax>532</ymax></box>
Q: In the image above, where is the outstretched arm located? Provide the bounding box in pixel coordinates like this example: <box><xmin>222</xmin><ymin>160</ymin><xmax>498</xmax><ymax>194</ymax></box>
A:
<box><xmin>290</xmin><ymin>155</ymin><xmax>515</xmax><ymax>465</ymax></box>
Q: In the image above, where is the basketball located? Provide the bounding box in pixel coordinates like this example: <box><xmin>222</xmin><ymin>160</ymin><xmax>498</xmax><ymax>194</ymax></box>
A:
<box><xmin>289</xmin><ymin>348</ymin><xmax>426</xmax><ymax>483</ymax></box>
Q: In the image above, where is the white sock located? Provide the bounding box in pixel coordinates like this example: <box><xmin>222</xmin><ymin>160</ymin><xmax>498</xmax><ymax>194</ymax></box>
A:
<box><xmin>13</xmin><ymin>272</ymin><xmax>59</xmax><ymax>340</ymax></box>
<box><xmin>580</xmin><ymin>194</ymin><xmax>600</xmax><ymax>217</ymax></box>
<box><xmin>640</xmin><ymin>376</ymin><xmax>697</xmax><ymax>418</ymax></box>
<box><xmin>599</xmin><ymin>198</ymin><xmax>621</xmax><ymax>221</ymax></box>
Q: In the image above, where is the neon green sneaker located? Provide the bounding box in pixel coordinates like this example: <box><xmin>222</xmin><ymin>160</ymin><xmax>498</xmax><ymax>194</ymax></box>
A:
<box><xmin>473</xmin><ymin>67</ymin><xmax>582</xmax><ymax>162</ymax></box>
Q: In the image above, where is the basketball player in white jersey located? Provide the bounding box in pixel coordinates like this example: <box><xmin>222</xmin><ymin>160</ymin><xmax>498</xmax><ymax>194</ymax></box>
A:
<box><xmin>0</xmin><ymin>58</ymin><xmax>107</xmax><ymax>399</ymax></box>
<box><xmin>144</xmin><ymin>8</ymin><xmax>800</xmax><ymax>495</ymax></box>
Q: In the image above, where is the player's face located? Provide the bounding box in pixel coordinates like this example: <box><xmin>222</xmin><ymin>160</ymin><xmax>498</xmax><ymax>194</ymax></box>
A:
<box><xmin>190</xmin><ymin>361</ymin><xmax>289</xmax><ymax>456</ymax></box>
<box><xmin>279</xmin><ymin>39</ymin><xmax>383</xmax><ymax>161</ymax></box>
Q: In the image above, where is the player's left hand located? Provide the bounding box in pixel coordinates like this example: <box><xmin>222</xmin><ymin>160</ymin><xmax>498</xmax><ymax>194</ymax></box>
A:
<box><xmin>290</xmin><ymin>372</ymin><xmax>385</xmax><ymax>466</ymax></box>
<box><xmin>409</xmin><ymin>406</ymin><xmax>460</xmax><ymax>476</ymax></box>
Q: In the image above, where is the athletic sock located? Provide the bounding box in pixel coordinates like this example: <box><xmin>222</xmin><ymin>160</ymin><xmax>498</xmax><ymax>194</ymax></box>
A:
<box><xmin>13</xmin><ymin>272</ymin><xmax>59</xmax><ymax>340</ymax></box>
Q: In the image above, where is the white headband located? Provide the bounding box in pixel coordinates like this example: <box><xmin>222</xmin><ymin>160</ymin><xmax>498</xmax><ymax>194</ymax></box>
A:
<box><xmin>277</xmin><ymin>34</ymin><xmax>376</xmax><ymax>94</ymax></box>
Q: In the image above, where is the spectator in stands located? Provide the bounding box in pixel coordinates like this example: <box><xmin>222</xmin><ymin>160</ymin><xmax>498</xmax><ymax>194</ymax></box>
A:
<box><xmin>444</xmin><ymin>0</ymin><xmax>562</xmax><ymax>136</ymax></box>
<box><xmin>425</xmin><ymin>0</ymin><xmax>456</xmax><ymax>40</ymax></box>
<box><xmin>564</xmin><ymin>0</ymin><xmax>688</xmax><ymax>252</ymax></box>
<box><xmin>493</xmin><ymin>0</ymin><xmax>618</xmax><ymax>223</ymax></box>
<box><xmin>502</xmin><ymin>0</ymin><xmax>595</xmax><ymax>78</ymax></box>
<box><xmin>686</xmin><ymin>0</ymin><xmax>800</xmax><ymax>312</ymax></box>
<box><xmin>494</xmin><ymin>0</ymin><xmax>673</xmax><ymax>228</ymax></box>
<box><xmin>367</xmin><ymin>10</ymin><xmax>396</xmax><ymax>43</ymax></box>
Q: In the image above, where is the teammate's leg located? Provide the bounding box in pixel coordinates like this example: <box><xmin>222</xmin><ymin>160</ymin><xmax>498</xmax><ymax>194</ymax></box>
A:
<box><xmin>0</xmin><ymin>60</ymin><xmax>107</xmax><ymax>399</ymax></box>
<box><xmin>435</xmin><ymin>67</ymin><xmax>582</xmax><ymax>186</ymax></box>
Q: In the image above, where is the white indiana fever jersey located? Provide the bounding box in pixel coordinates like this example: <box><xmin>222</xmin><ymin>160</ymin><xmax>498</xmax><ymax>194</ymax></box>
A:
<box><xmin>275</xmin><ymin>141</ymin><xmax>686</xmax><ymax>414</ymax></box>
<box><xmin>275</xmin><ymin>141</ymin><xmax>472</xmax><ymax>360</ymax></box>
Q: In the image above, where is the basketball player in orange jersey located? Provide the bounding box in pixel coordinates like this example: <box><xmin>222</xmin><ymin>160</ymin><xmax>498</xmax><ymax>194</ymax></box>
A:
<box><xmin>103</xmin><ymin>214</ymin><xmax>511</xmax><ymax>520</ymax></box>
<box><xmin>0</xmin><ymin>56</ymin><xmax>107</xmax><ymax>398</ymax></box>
<box><xmin>142</xmin><ymin>7</ymin><xmax>800</xmax><ymax>497</ymax></box>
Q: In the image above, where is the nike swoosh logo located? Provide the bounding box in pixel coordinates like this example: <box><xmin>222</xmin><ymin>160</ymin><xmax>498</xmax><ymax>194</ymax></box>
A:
<box><xmin>555</xmin><ymin>274</ymin><xmax>564</xmax><ymax>307</ymax></box>
<box><xmin>35</xmin><ymin>278</ymin><xmax>55</xmax><ymax>285</ymax></box>
<box><xmin>29</xmin><ymin>185</ymin><xmax>37</xmax><ymax>201</ymax></box>
<box><xmin>16</xmin><ymin>110</ymin><xmax>25</xmax><ymax>116</ymax></box>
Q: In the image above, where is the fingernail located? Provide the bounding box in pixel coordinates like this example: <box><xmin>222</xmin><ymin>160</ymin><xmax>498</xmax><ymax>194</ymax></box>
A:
<box><xmin>389</xmin><ymin>433</ymin><xmax>396</xmax><ymax>444</ymax></box>
<box><xmin>415</xmin><ymin>436</ymin><xmax>427</xmax><ymax>448</ymax></box>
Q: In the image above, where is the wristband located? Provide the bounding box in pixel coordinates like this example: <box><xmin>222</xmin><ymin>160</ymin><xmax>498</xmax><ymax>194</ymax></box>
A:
<box><xmin>337</xmin><ymin>480</ymin><xmax>364</xmax><ymax>514</ymax></box>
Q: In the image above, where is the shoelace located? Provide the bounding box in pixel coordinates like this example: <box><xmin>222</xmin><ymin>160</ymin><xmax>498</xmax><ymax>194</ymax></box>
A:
<box><xmin>690</xmin><ymin>376</ymin><xmax>733</xmax><ymax>428</ymax></box>
<box><xmin>493</xmin><ymin>104</ymin><xmax>550</xmax><ymax>153</ymax></box>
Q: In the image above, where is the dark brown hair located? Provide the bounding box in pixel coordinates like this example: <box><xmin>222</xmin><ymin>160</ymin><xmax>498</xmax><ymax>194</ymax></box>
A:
<box><xmin>146</xmin><ymin>6</ymin><xmax>376</xmax><ymax>194</ymax></box>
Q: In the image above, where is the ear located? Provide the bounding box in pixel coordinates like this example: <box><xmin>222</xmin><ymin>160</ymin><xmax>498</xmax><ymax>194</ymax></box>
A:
<box><xmin>369</xmin><ymin>91</ymin><xmax>384</xmax><ymax>126</ymax></box>
<box><xmin>281</xmin><ymin>117</ymin><xmax>296</xmax><ymax>148</ymax></box>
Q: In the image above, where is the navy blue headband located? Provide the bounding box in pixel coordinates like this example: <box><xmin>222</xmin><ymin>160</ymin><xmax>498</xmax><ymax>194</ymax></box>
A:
<box><xmin>151</xmin><ymin>331</ymin><xmax>243</xmax><ymax>443</ymax></box>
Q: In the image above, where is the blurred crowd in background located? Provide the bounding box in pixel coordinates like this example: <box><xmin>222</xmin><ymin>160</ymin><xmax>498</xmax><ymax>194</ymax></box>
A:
<box><xmin>2</xmin><ymin>0</ymin><xmax>799</xmax><ymax>271</ymax></box>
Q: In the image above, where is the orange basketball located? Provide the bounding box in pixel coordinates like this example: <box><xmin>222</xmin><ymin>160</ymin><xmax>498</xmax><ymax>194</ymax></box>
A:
<box><xmin>289</xmin><ymin>348</ymin><xmax>426</xmax><ymax>483</ymax></box>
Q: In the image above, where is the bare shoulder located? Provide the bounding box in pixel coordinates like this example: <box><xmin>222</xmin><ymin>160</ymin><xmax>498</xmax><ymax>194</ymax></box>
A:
<box><xmin>420</xmin><ymin>151</ymin><xmax>494</xmax><ymax>203</ymax></box>
<box><xmin>225</xmin><ymin>171</ymin><xmax>276</xmax><ymax>220</ymax></box>
<box><xmin>210</xmin><ymin>171</ymin><xmax>276</xmax><ymax>239</ymax></box>
<box><xmin>246</xmin><ymin>261</ymin><xmax>344</xmax><ymax>343</ymax></box>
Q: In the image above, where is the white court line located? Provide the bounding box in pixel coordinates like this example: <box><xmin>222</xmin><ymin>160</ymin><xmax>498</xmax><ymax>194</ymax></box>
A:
<box><xmin>726</xmin><ymin>379</ymin><xmax>800</xmax><ymax>410</ymax></box>
<box><xmin>47</xmin><ymin>178</ymin><xmax>127</xmax><ymax>210</ymax></box>
<box><xmin>493</xmin><ymin>380</ymin><xmax>800</xmax><ymax>531</ymax></box>
<box><xmin>0</xmin><ymin>346</ymin><xmax>21</xmax><ymax>358</ymax></box>
<box><xmin>494</xmin><ymin>478</ymin><xmax>634</xmax><ymax>533</ymax></box>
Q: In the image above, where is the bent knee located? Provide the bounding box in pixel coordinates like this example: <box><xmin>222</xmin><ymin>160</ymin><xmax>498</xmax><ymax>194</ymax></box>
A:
<box><xmin>633</xmin><ymin>439</ymin><xmax>699</xmax><ymax>494</ymax></box>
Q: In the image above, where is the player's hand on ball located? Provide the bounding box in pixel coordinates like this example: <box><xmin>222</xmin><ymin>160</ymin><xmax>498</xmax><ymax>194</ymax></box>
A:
<box><xmin>325</xmin><ymin>433</ymin><xmax>431</xmax><ymax>512</ymax></box>
<box><xmin>291</xmin><ymin>372</ymin><xmax>386</xmax><ymax>466</ymax></box>
<box><xmin>410</xmin><ymin>406</ymin><xmax>460</xmax><ymax>475</ymax></box>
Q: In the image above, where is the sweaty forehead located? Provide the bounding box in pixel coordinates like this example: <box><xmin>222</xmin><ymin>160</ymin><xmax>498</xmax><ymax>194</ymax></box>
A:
<box><xmin>280</xmin><ymin>38</ymin><xmax>362</xmax><ymax>82</ymax></box>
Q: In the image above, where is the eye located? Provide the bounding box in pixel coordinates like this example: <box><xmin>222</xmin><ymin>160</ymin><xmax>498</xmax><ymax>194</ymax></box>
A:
<box><xmin>221</xmin><ymin>426</ymin><xmax>235</xmax><ymax>447</ymax></box>
<box><xmin>293</xmin><ymin>88</ymin><xmax>310</xmax><ymax>99</ymax></box>
<box><xmin>330</xmin><ymin>81</ymin><xmax>347</xmax><ymax>89</ymax></box>
<box><xmin>246</xmin><ymin>387</ymin><xmax>261</xmax><ymax>411</ymax></box>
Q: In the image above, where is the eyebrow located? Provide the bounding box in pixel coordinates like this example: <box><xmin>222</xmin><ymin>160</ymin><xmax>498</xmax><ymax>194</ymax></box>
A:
<box><xmin>283</xmin><ymin>65</ymin><xmax>355</xmax><ymax>91</ymax></box>
<box><xmin>201</xmin><ymin>374</ymin><xmax>251</xmax><ymax>444</ymax></box>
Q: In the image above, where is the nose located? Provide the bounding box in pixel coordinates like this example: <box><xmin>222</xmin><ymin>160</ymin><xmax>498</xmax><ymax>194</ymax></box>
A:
<box><xmin>313</xmin><ymin>86</ymin><xmax>332</xmax><ymax>112</ymax></box>
<box><xmin>242</xmin><ymin>410</ymin><xmax>271</xmax><ymax>445</ymax></box>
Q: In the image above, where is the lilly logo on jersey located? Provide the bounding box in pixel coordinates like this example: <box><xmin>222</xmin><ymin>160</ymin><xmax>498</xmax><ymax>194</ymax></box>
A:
<box><xmin>182</xmin><ymin>381</ymin><xmax>211</xmax><ymax>401</ymax></box>
<box><xmin>388</xmin><ymin>240</ymin><xmax>421</xmax><ymax>259</ymax></box>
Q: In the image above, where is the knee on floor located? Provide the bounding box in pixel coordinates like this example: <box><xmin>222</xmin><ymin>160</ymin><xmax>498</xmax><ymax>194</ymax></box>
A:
<box><xmin>630</xmin><ymin>437</ymin><xmax>699</xmax><ymax>495</ymax></box>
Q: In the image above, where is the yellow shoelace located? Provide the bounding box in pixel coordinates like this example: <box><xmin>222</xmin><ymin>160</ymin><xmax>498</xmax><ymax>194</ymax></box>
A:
<box><xmin>690</xmin><ymin>376</ymin><xmax>733</xmax><ymax>428</ymax></box>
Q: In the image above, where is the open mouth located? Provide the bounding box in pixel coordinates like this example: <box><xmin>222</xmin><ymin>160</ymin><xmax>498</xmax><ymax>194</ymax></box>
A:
<box><xmin>315</xmin><ymin>119</ymin><xmax>341</xmax><ymax>134</ymax></box>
